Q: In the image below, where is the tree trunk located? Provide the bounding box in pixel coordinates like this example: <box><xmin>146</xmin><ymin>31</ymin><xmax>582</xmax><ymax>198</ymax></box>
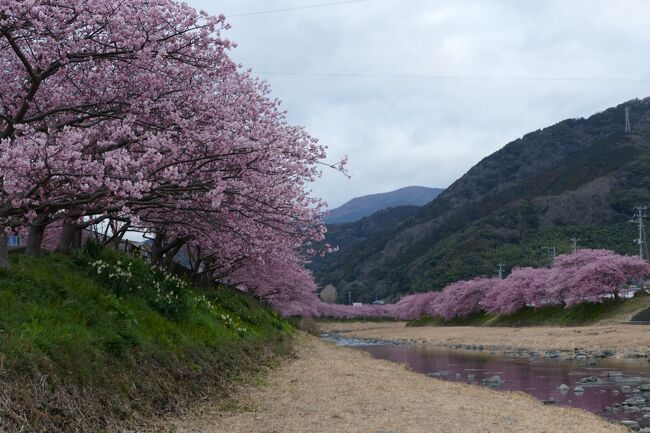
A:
<box><xmin>106</xmin><ymin>221</ymin><xmax>130</xmax><ymax>250</ymax></box>
<box><xmin>0</xmin><ymin>233</ymin><xmax>9</xmax><ymax>270</ymax></box>
<box><xmin>72</xmin><ymin>226</ymin><xmax>83</xmax><ymax>250</ymax></box>
<box><xmin>191</xmin><ymin>258</ymin><xmax>203</xmax><ymax>278</ymax></box>
<box><xmin>56</xmin><ymin>219</ymin><xmax>77</xmax><ymax>254</ymax></box>
<box><xmin>199</xmin><ymin>271</ymin><xmax>212</xmax><ymax>288</ymax></box>
<box><xmin>26</xmin><ymin>216</ymin><xmax>48</xmax><ymax>257</ymax></box>
<box><xmin>163</xmin><ymin>242</ymin><xmax>183</xmax><ymax>270</ymax></box>
<box><xmin>150</xmin><ymin>231</ymin><xmax>164</xmax><ymax>266</ymax></box>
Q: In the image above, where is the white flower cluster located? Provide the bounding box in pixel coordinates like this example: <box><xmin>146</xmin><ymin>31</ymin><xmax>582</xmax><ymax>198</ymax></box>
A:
<box><xmin>195</xmin><ymin>294</ymin><xmax>216</xmax><ymax>310</ymax></box>
<box><xmin>194</xmin><ymin>295</ymin><xmax>246</xmax><ymax>333</ymax></box>
<box><xmin>151</xmin><ymin>267</ymin><xmax>188</xmax><ymax>305</ymax></box>
<box><xmin>91</xmin><ymin>260</ymin><xmax>133</xmax><ymax>280</ymax></box>
<box><xmin>91</xmin><ymin>259</ymin><xmax>187</xmax><ymax>308</ymax></box>
<box><xmin>92</xmin><ymin>260</ymin><xmax>109</xmax><ymax>275</ymax></box>
<box><xmin>155</xmin><ymin>285</ymin><xmax>180</xmax><ymax>305</ymax></box>
<box><xmin>152</xmin><ymin>265</ymin><xmax>189</xmax><ymax>287</ymax></box>
<box><xmin>220</xmin><ymin>313</ymin><xmax>247</xmax><ymax>333</ymax></box>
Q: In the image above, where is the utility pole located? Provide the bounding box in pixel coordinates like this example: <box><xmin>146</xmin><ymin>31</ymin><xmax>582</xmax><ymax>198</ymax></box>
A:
<box><xmin>625</xmin><ymin>106</ymin><xmax>632</xmax><ymax>133</ymax></box>
<box><xmin>541</xmin><ymin>246</ymin><xmax>556</xmax><ymax>266</ymax></box>
<box><xmin>348</xmin><ymin>290</ymin><xmax>352</xmax><ymax>305</ymax></box>
<box><xmin>496</xmin><ymin>263</ymin><xmax>505</xmax><ymax>279</ymax></box>
<box><xmin>633</xmin><ymin>205</ymin><xmax>648</xmax><ymax>259</ymax></box>
<box><xmin>570</xmin><ymin>236</ymin><xmax>579</xmax><ymax>253</ymax></box>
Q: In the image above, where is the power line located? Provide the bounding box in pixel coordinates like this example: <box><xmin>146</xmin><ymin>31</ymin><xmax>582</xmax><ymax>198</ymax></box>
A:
<box><xmin>633</xmin><ymin>206</ymin><xmax>648</xmax><ymax>260</ymax></box>
<box><xmin>228</xmin><ymin>0</ymin><xmax>373</xmax><ymax>18</ymax></box>
<box><xmin>256</xmin><ymin>71</ymin><xmax>650</xmax><ymax>83</ymax></box>
<box><xmin>496</xmin><ymin>263</ymin><xmax>505</xmax><ymax>279</ymax></box>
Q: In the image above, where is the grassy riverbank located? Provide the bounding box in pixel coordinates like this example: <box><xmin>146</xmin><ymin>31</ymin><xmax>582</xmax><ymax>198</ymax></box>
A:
<box><xmin>0</xmin><ymin>247</ymin><xmax>293</xmax><ymax>433</ymax></box>
<box><xmin>408</xmin><ymin>296</ymin><xmax>650</xmax><ymax>327</ymax></box>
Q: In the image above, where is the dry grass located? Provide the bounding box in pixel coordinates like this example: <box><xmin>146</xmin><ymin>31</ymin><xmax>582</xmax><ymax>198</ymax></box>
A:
<box><xmin>148</xmin><ymin>335</ymin><xmax>626</xmax><ymax>433</ymax></box>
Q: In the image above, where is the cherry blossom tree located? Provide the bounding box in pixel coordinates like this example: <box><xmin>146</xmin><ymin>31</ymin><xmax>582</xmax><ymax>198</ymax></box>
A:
<box><xmin>0</xmin><ymin>0</ymin><xmax>235</xmax><ymax>255</ymax></box>
<box><xmin>548</xmin><ymin>250</ymin><xmax>650</xmax><ymax>306</ymax></box>
<box><xmin>435</xmin><ymin>277</ymin><xmax>496</xmax><ymax>320</ymax></box>
<box><xmin>392</xmin><ymin>292</ymin><xmax>439</xmax><ymax>320</ymax></box>
<box><xmin>0</xmin><ymin>0</ymin><xmax>347</xmax><ymax>319</ymax></box>
<box><xmin>0</xmin><ymin>0</ymin><xmax>340</xmax><ymax>298</ymax></box>
<box><xmin>482</xmin><ymin>267</ymin><xmax>555</xmax><ymax>315</ymax></box>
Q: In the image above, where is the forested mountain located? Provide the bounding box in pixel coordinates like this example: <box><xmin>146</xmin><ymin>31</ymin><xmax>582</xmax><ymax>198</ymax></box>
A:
<box><xmin>323</xmin><ymin>186</ymin><xmax>443</xmax><ymax>224</ymax></box>
<box><xmin>311</xmin><ymin>205</ymin><xmax>420</xmax><ymax>274</ymax></box>
<box><xmin>312</xmin><ymin>98</ymin><xmax>650</xmax><ymax>303</ymax></box>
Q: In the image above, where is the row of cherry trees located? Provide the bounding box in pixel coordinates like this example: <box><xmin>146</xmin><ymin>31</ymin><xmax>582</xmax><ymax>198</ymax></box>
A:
<box><xmin>291</xmin><ymin>249</ymin><xmax>650</xmax><ymax>320</ymax></box>
<box><xmin>321</xmin><ymin>249</ymin><xmax>650</xmax><ymax>320</ymax></box>
<box><xmin>0</xmin><ymin>0</ymin><xmax>342</xmax><ymax>309</ymax></box>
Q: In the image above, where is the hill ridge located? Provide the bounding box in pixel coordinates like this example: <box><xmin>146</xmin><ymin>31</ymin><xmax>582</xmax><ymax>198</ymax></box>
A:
<box><xmin>324</xmin><ymin>186</ymin><xmax>443</xmax><ymax>224</ymax></box>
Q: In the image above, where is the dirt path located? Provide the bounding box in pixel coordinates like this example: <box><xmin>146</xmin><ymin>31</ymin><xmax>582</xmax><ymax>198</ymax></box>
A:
<box><xmin>321</xmin><ymin>321</ymin><xmax>650</xmax><ymax>356</ymax></box>
<box><xmin>147</xmin><ymin>335</ymin><xmax>625</xmax><ymax>433</ymax></box>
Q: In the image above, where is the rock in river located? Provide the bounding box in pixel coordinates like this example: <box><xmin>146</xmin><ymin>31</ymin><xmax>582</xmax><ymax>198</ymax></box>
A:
<box><xmin>620</xmin><ymin>419</ymin><xmax>639</xmax><ymax>429</ymax></box>
<box><xmin>481</xmin><ymin>375</ymin><xmax>503</xmax><ymax>387</ymax></box>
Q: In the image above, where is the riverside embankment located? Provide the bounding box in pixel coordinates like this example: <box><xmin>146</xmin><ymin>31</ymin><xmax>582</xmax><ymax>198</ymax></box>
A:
<box><xmin>149</xmin><ymin>334</ymin><xmax>626</xmax><ymax>433</ymax></box>
<box><xmin>0</xmin><ymin>251</ymin><xmax>293</xmax><ymax>433</ymax></box>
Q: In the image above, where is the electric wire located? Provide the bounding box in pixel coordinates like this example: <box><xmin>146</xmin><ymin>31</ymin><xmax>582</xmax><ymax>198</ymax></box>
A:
<box><xmin>228</xmin><ymin>0</ymin><xmax>373</xmax><ymax>18</ymax></box>
<box><xmin>255</xmin><ymin>71</ymin><xmax>650</xmax><ymax>83</ymax></box>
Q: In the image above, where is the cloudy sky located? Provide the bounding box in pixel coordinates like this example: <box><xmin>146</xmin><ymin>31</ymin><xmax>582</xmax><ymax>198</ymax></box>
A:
<box><xmin>188</xmin><ymin>0</ymin><xmax>650</xmax><ymax>208</ymax></box>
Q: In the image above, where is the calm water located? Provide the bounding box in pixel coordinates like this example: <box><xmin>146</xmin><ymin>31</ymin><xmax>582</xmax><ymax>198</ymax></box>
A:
<box><xmin>326</xmin><ymin>335</ymin><xmax>650</xmax><ymax>428</ymax></box>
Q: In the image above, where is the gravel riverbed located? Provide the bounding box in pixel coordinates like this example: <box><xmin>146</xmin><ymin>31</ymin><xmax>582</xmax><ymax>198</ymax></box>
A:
<box><xmin>320</xmin><ymin>321</ymin><xmax>650</xmax><ymax>359</ymax></box>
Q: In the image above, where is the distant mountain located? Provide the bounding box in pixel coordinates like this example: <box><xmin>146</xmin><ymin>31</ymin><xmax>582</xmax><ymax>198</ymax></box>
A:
<box><xmin>323</xmin><ymin>186</ymin><xmax>443</xmax><ymax>224</ymax></box>
<box><xmin>312</xmin><ymin>97</ymin><xmax>650</xmax><ymax>303</ymax></box>
<box><xmin>311</xmin><ymin>205</ymin><xmax>420</xmax><ymax>303</ymax></box>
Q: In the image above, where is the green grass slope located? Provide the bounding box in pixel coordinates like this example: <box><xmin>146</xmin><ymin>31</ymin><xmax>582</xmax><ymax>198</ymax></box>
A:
<box><xmin>0</xmin><ymin>246</ymin><xmax>292</xmax><ymax>433</ymax></box>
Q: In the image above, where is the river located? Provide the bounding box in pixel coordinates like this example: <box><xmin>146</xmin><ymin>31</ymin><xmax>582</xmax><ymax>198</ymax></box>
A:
<box><xmin>323</xmin><ymin>334</ymin><xmax>650</xmax><ymax>429</ymax></box>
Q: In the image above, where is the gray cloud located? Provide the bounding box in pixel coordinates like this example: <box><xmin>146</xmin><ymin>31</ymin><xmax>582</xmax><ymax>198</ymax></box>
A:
<box><xmin>188</xmin><ymin>0</ymin><xmax>650</xmax><ymax>207</ymax></box>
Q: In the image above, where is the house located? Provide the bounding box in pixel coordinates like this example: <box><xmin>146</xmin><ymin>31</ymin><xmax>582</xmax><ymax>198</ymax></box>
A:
<box><xmin>6</xmin><ymin>235</ymin><xmax>22</xmax><ymax>249</ymax></box>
